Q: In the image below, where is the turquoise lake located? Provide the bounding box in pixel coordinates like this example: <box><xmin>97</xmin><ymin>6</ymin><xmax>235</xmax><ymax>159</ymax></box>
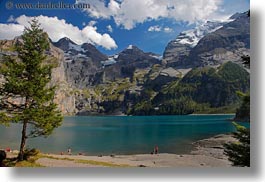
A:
<box><xmin>0</xmin><ymin>115</ymin><xmax>249</xmax><ymax>155</ymax></box>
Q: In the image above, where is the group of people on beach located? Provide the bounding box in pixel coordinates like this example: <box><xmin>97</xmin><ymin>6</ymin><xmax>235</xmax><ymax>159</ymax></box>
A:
<box><xmin>62</xmin><ymin>146</ymin><xmax>159</xmax><ymax>156</ymax></box>
<box><xmin>60</xmin><ymin>147</ymin><xmax>72</xmax><ymax>155</ymax></box>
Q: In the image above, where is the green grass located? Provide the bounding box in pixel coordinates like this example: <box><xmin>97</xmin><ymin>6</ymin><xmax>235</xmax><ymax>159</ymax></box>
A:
<box><xmin>75</xmin><ymin>159</ymin><xmax>130</xmax><ymax>167</ymax></box>
<box><xmin>4</xmin><ymin>155</ymin><xmax>44</xmax><ymax>167</ymax></box>
<box><xmin>40</xmin><ymin>154</ymin><xmax>131</xmax><ymax>167</ymax></box>
<box><xmin>15</xmin><ymin>160</ymin><xmax>44</xmax><ymax>167</ymax></box>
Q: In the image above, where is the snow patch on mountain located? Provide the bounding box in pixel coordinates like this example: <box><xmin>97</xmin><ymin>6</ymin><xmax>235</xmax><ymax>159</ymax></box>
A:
<box><xmin>175</xmin><ymin>21</ymin><xmax>229</xmax><ymax>48</ymax></box>
<box><xmin>127</xmin><ymin>45</ymin><xmax>133</xmax><ymax>49</ymax></box>
<box><xmin>69</xmin><ymin>42</ymin><xmax>85</xmax><ymax>52</ymax></box>
<box><xmin>150</xmin><ymin>54</ymin><xmax>163</xmax><ymax>60</ymax></box>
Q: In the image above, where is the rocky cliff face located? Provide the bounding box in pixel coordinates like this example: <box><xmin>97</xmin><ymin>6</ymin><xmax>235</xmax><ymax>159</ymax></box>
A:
<box><xmin>0</xmin><ymin>39</ymin><xmax>76</xmax><ymax>115</ymax></box>
<box><xmin>49</xmin><ymin>44</ymin><xmax>76</xmax><ymax>115</ymax></box>
<box><xmin>53</xmin><ymin>37</ymin><xmax>108</xmax><ymax>88</ymax></box>
<box><xmin>53</xmin><ymin>40</ymin><xmax>161</xmax><ymax>87</ymax></box>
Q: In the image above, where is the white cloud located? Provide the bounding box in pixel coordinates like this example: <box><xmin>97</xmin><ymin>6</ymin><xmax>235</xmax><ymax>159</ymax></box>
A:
<box><xmin>81</xmin><ymin>26</ymin><xmax>117</xmax><ymax>49</ymax></box>
<box><xmin>77</xmin><ymin>0</ymin><xmax>120</xmax><ymax>19</ymax></box>
<box><xmin>88</xmin><ymin>20</ymin><xmax>97</xmax><ymax>26</ymax></box>
<box><xmin>107</xmin><ymin>25</ymin><xmax>113</xmax><ymax>32</ymax></box>
<box><xmin>7</xmin><ymin>15</ymin><xmax>15</xmax><ymax>22</ymax></box>
<box><xmin>0</xmin><ymin>24</ymin><xmax>24</xmax><ymax>40</ymax></box>
<box><xmin>163</xmin><ymin>27</ymin><xmax>173</xmax><ymax>33</ymax></box>
<box><xmin>0</xmin><ymin>15</ymin><xmax>117</xmax><ymax>50</ymax></box>
<box><xmin>148</xmin><ymin>25</ymin><xmax>162</xmax><ymax>32</ymax></box>
<box><xmin>148</xmin><ymin>25</ymin><xmax>173</xmax><ymax>33</ymax></box>
<box><xmin>113</xmin><ymin>0</ymin><xmax>167</xmax><ymax>30</ymax></box>
<box><xmin>77</xmin><ymin>0</ymin><xmax>223</xmax><ymax>30</ymax></box>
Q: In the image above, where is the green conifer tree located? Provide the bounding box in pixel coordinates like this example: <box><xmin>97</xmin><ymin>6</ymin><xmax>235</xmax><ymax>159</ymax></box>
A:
<box><xmin>224</xmin><ymin>122</ymin><xmax>250</xmax><ymax>167</ymax></box>
<box><xmin>0</xmin><ymin>19</ymin><xmax>62</xmax><ymax>161</ymax></box>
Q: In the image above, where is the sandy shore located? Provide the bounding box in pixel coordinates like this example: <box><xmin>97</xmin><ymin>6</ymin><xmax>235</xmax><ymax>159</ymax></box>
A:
<box><xmin>5</xmin><ymin>134</ymin><xmax>236</xmax><ymax>167</ymax></box>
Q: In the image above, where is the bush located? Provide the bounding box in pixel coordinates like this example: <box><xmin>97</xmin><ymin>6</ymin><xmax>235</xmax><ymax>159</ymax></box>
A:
<box><xmin>23</xmin><ymin>148</ymin><xmax>40</xmax><ymax>160</ymax></box>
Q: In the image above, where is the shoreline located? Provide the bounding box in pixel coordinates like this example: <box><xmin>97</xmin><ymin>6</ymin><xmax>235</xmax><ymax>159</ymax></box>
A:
<box><xmin>66</xmin><ymin>113</ymin><xmax>235</xmax><ymax>117</ymax></box>
<box><xmin>5</xmin><ymin>134</ymin><xmax>236</xmax><ymax>167</ymax></box>
<box><xmin>190</xmin><ymin>113</ymin><xmax>235</xmax><ymax>116</ymax></box>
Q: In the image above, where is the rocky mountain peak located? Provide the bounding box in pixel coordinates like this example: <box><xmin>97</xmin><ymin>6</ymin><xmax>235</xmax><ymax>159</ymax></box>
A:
<box><xmin>53</xmin><ymin>37</ymin><xmax>77</xmax><ymax>51</ymax></box>
<box><xmin>53</xmin><ymin>37</ymin><xmax>107</xmax><ymax>62</ymax></box>
<box><xmin>121</xmin><ymin>45</ymin><xmax>144</xmax><ymax>55</ymax></box>
<box><xmin>117</xmin><ymin>45</ymin><xmax>160</xmax><ymax>64</ymax></box>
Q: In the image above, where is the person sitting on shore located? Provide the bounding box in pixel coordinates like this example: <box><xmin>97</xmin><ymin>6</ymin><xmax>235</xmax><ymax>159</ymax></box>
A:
<box><xmin>0</xmin><ymin>150</ymin><xmax>7</xmax><ymax>167</ymax></box>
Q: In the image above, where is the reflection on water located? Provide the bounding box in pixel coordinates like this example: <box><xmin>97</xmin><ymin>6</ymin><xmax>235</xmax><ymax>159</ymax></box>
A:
<box><xmin>0</xmin><ymin>115</ymin><xmax>249</xmax><ymax>155</ymax></box>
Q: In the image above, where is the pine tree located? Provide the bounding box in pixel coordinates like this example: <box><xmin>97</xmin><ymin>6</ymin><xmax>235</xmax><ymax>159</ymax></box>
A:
<box><xmin>224</xmin><ymin>122</ymin><xmax>250</xmax><ymax>167</ymax></box>
<box><xmin>0</xmin><ymin>19</ymin><xmax>62</xmax><ymax>161</ymax></box>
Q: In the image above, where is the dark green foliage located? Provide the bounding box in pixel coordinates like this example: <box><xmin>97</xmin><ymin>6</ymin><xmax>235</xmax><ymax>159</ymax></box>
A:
<box><xmin>98</xmin><ymin>100</ymin><xmax>124</xmax><ymax>114</ymax></box>
<box><xmin>234</xmin><ymin>92</ymin><xmax>250</xmax><ymax>121</ymax></box>
<box><xmin>128</xmin><ymin>62</ymin><xmax>249</xmax><ymax>115</ymax></box>
<box><xmin>224</xmin><ymin>122</ymin><xmax>250</xmax><ymax>167</ymax></box>
<box><xmin>0</xmin><ymin>19</ymin><xmax>63</xmax><ymax>160</ymax></box>
<box><xmin>241</xmin><ymin>55</ymin><xmax>250</xmax><ymax>69</ymax></box>
<box><xmin>233</xmin><ymin>54</ymin><xmax>250</xmax><ymax>121</ymax></box>
<box><xmin>180</xmin><ymin>62</ymin><xmax>249</xmax><ymax>107</ymax></box>
<box><xmin>128</xmin><ymin>101</ymin><xmax>154</xmax><ymax>115</ymax></box>
<box><xmin>155</xmin><ymin>97</ymin><xmax>197</xmax><ymax>115</ymax></box>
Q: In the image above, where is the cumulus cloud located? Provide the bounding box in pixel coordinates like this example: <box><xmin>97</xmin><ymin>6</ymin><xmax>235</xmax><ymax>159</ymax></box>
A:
<box><xmin>0</xmin><ymin>15</ymin><xmax>117</xmax><ymax>50</ymax></box>
<box><xmin>76</xmin><ymin>0</ymin><xmax>120</xmax><ymax>19</ymax></box>
<box><xmin>0</xmin><ymin>24</ymin><xmax>24</xmax><ymax>40</ymax></box>
<box><xmin>148</xmin><ymin>25</ymin><xmax>162</xmax><ymax>32</ymax></box>
<box><xmin>7</xmin><ymin>15</ymin><xmax>15</xmax><ymax>22</ymax></box>
<box><xmin>148</xmin><ymin>25</ymin><xmax>173</xmax><ymax>33</ymax></box>
<box><xmin>163</xmin><ymin>27</ymin><xmax>173</xmax><ymax>33</ymax></box>
<box><xmin>77</xmin><ymin>0</ymin><xmax>223</xmax><ymax>30</ymax></box>
<box><xmin>81</xmin><ymin>26</ymin><xmax>117</xmax><ymax>49</ymax></box>
<box><xmin>88</xmin><ymin>20</ymin><xmax>97</xmax><ymax>26</ymax></box>
<box><xmin>107</xmin><ymin>25</ymin><xmax>113</xmax><ymax>32</ymax></box>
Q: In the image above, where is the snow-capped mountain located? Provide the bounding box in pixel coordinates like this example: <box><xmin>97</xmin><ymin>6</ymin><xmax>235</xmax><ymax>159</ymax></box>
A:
<box><xmin>163</xmin><ymin>20</ymin><xmax>228</xmax><ymax>67</ymax></box>
<box><xmin>53</xmin><ymin>37</ymin><xmax>108</xmax><ymax>64</ymax></box>
<box><xmin>163</xmin><ymin>11</ymin><xmax>249</xmax><ymax>68</ymax></box>
<box><xmin>175</xmin><ymin>21</ymin><xmax>227</xmax><ymax>48</ymax></box>
<box><xmin>53</xmin><ymin>37</ymin><xmax>108</xmax><ymax>88</ymax></box>
<box><xmin>53</xmin><ymin>39</ymin><xmax>162</xmax><ymax>88</ymax></box>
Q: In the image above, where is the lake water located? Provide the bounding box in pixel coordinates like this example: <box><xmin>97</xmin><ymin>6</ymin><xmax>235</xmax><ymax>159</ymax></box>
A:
<box><xmin>0</xmin><ymin>115</ymin><xmax>249</xmax><ymax>155</ymax></box>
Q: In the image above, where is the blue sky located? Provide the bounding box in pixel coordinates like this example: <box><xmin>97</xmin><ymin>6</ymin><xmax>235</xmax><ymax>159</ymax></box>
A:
<box><xmin>0</xmin><ymin>0</ymin><xmax>250</xmax><ymax>55</ymax></box>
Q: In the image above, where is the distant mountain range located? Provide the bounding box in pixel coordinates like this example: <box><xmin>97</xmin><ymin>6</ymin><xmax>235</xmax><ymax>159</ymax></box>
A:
<box><xmin>52</xmin><ymin>38</ymin><xmax>161</xmax><ymax>88</ymax></box>
<box><xmin>0</xmin><ymin>11</ymin><xmax>250</xmax><ymax>116</ymax></box>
